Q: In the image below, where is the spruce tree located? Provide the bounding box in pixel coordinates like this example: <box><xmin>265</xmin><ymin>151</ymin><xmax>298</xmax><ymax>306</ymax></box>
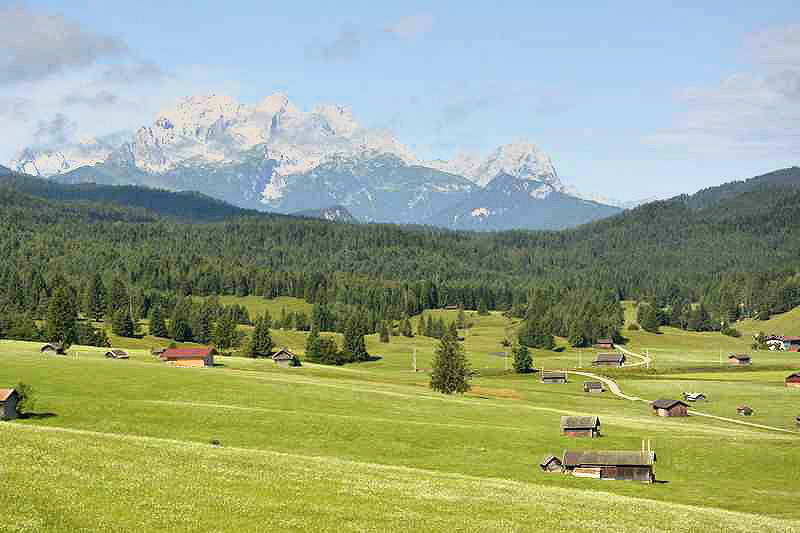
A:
<box><xmin>512</xmin><ymin>343</ymin><xmax>533</xmax><ymax>373</ymax></box>
<box><xmin>343</xmin><ymin>315</ymin><xmax>368</xmax><ymax>362</ymax></box>
<box><xmin>400</xmin><ymin>317</ymin><xmax>413</xmax><ymax>337</ymax></box>
<box><xmin>149</xmin><ymin>305</ymin><xmax>168</xmax><ymax>337</ymax></box>
<box><xmin>213</xmin><ymin>312</ymin><xmax>238</xmax><ymax>350</ymax></box>
<box><xmin>379</xmin><ymin>321</ymin><xmax>390</xmax><ymax>343</ymax></box>
<box><xmin>247</xmin><ymin>315</ymin><xmax>274</xmax><ymax>358</ymax></box>
<box><xmin>111</xmin><ymin>308</ymin><xmax>135</xmax><ymax>337</ymax></box>
<box><xmin>85</xmin><ymin>273</ymin><xmax>106</xmax><ymax>321</ymax></box>
<box><xmin>425</xmin><ymin>315</ymin><xmax>434</xmax><ymax>337</ymax></box>
<box><xmin>170</xmin><ymin>300</ymin><xmax>192</xmax><ymax>342</ymax></box>
<box><xmin>305</xmin><ymin>325</ymin><xmax>321</xmax><ymax>362</ymax></box>
<box><xmin>478</xmin><ymin>299</ymin><xmax>489</xmax><ymax>316</ymax></box>
<box><xmin>430</xmin><ymin>329</ymin><xmax>471</xmax><ymax>394</ymax></box>
<box><xmin>457</xmin><ymin>306</ymin><xmax>466</xmax><ymax>328</ymax></box>
<box><xmin>416</xmin><ymin>316</ymin><xmax>425</xmax><ymax>337</ymax></box>
<box><xmin>45</xmin><ymin>287</ymin><xmax>77</xmax><ymax>347</ymax></box>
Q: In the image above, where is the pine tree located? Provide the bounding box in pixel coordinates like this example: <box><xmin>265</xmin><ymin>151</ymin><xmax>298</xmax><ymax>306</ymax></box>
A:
<box><xmin>512</xmin><ymin>343</ymin><xmax>533</xmax><ymax>374</ymax></box>
<box><xmin>213</xmin><ymin>312</ymin><xmax>238</xmax><ymax>350</ymax></box>
<box><xmin>416</xmin><ymin>316</ymin><xmax>425</xmax><ymax>337</ymax></box>
<box><xmin>379</xmin><ymin>321</ymin><xmax>390</xmax><ymax>343</ymax></box>
<box><xmin>149</xmin><ymin>305</ymin><xmax>168</xmax><ymax>337</ymax></box>
<box><xmin>400</xmin><ymin>317</ymin><xmax>413</xmax><ymax>337</ymax></box>
<box><xmin>44</xmin><ymin>287</ymin><xmax>77</xmax><ymax>347</ymax></box>
<box><xmin>425</xmin><ymin>315</ymin><xmax>434</xmax><ymax>337</ymax></box>
<box><xmin>111</xmin><ymin>308</ymin><xmax>135</xmax><ymax>337</ymax></box>
<box><xmin>305</xmin><ymin>325</ymin><xmax>320</xmax><ymax>361</ymax></box>
<box><xmin>170</xmin><ymin>300</ymin><xmax>192</xmax><ymax>342</ymax></box>
<box><xmin>246</xmin><ymin>315</ymin><xmax>274</xmax><ymax>358</ymax></box>
<box><xmin>85</xmin><ymin>273</ymin><xmax>106</xmax><ymax>321</ymax></box>
<box><xmin>107</xmin><ymin>277</ymin><xmax>129</xmax><ymax>316</ymax></box>
<box><xmin>430</xmin><ymin>329</ymin><xmax>471</xmax><ymax>394</ymax></box>
<box><xmin>456</xmin><ymin>306</ymin><xmax>466</xmax><ymax>328</ymax></box>
<box><xmin>194</xmin><ymin>306</ymin><xmax>214</xmax><ymax>344</ymax></box>
<box><xmin>478</xmin><ymin>299</ymin><xmax>489</xmax><ymax>316</ymax></box>
<box><xmin>343</xmin><ymin>314</ymin><xmax>369</xmax><ymax>362</ymax></box>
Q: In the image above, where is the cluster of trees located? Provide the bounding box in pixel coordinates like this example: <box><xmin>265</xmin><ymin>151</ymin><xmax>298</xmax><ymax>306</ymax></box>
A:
<box><xmin>303</xmin><ymin>313</ymin><xmax>370</xmax><ymax>366</ymax></box>
<box><xmin>634</xmin><ymin>299</ymin><xmax>741</xmax><ymax>335</ymax></box>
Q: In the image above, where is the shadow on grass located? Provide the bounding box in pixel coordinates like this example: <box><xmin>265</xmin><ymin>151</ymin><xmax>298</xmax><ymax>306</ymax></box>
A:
<box><xmin>20</xmin><ymin>412</ymin><xmax>57</xmax><ymax>420</ymax></box>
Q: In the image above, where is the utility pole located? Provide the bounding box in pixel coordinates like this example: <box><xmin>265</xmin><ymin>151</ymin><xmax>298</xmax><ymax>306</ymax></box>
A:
<box><xmin>412</xmin><ymin>347</ymin><xmax>417</xmax><ymax>373</ymax></box>
<box><xmin>504</xmin><ymin>351</ymin><xmax>508</xmax><ymax>371</ymax></box>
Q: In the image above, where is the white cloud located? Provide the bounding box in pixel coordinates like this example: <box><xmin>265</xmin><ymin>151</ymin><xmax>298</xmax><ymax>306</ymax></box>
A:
<box><xmin>0</xmin><ymin>4</ymin><xmax>128</xmax><ymax>85</ymax></box>
<box><xmin>647</xmin><ymin>24</ymin><xmax>800</xmax><ymax>158</ymax></box>
<box><xmin>385</xmin><ymin>13</ymin><xmax>434</xmax><ymax>40</ymax></box>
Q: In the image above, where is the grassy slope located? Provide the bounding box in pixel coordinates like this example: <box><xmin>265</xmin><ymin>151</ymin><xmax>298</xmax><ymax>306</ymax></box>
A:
<box><xmin>2</xmin><ymin>336</ymin><xmax>800</xmax><ymax>532</ymax></box>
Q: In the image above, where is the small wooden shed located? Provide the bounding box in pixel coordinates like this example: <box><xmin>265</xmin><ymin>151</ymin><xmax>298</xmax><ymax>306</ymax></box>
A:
<box><xmin>151</xmin><ymin>348</ymin><xmax>166</xmax><ymax>356</ymax></box>
<box><xmin>592</xmin><ymin>353</ymin><xmax>625</xmax><ymax>367</ymax></box>
<box><xmin>584</xmin><ymin>381</ymin><xmax>604</xmax><ymax>393</ymax></box>
<box><xmin>595</xmin><ymin>338</ymin><xmax>614</xmax><ymax>349</ymax></box>
<box><xmin>540</xmin><ymin>455</ymin><xmax>564</xmax><ymax>472</ymax></box>
<box><xmin>785</xmin><ymin>373</ymin><xmax>800</xmax><ymax>388</ymax></box>
<box><xmin>541</xmin><ymin>371</ymin><xmax>567</xmax><ymax>384</ymax></box>
<box><xmin>562</xmin><ymin>449</ymin><xmax>656</xmax><ymax>483</ymax></box>
<box><xmin>682</xmin><ymin>392</ymin><xmax>706</xmax><ymax>402</ymax></box>
<box><xmin>651</xmin><ymin>399</ymin><xmax>689</xmax><ymax>417</ymax></box>
<box><xmin>272</xmin><ymin>348</ymin><xmax>298</xmax><ymax>368</ymax></box>
<box><xmin>41</xmin><ymin>343</ymin><xmax>65</xmax><ymax>355</ymax></box>
<box><xmin>737</xmin><ymin>405</ymin><xmax>754</xmax><ymax>416</ymax></box>
<box><xmin>728</xmin><ymin>354</ymin><xmax>751</xmax><ymax>366</ymax></box>
<box><xmin>105</xmin><ymin>349</ymin><xmax>129</xmax><ymax>359</ymax></box>
<box><xmin>561</xmin><ymin>416</ymin><xmax>600</xmax><ymax>438</ymax></box>
<box><xmin>0</xmin><ymin>389</ymin><xmax>19</xmax><ymax>420</ymax></box>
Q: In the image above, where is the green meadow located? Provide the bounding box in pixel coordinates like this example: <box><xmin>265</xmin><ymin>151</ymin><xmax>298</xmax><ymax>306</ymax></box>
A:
<box><xmin>2</xmin><ymin>298</ymin><xmax>800</xmax><ymax>532</ymax></box>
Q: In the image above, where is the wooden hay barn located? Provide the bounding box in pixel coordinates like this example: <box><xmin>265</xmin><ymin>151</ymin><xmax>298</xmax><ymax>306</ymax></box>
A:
<box><xmin>272</xmin><ymin>348</ymin><xmax>298</xmax><ymax>368</ymax></box>
<box><xmin>562</xmin><ymin>449</ymin><xmax>655</xmax><ymax>483</ymax></box>
<box><xmin>728</xmin><ymin>354</ymin><xmax>751</xmax><ymax>366</ymax></box>
<box><xmin>592</xmin><ymin>353</ymin><xmax>625</xmax><ymax>367</ymax></box>
<box><xmin>540</xmin><ymin>455</ymin><xmax>564</xmax><ymax>472</ymax></box>
<box><xmin>541</xmin><ymin>371</ymin><xmax>567</xmax><ymax>384</ymax></box>
<box><xmin>41</xmin><ymin>343</ymin><xmax>65</xmax><ymax>355</ymax></box>
<box><xmin>584</xmin><ymin>381</ymin><xmax>604</xmax><ymax>393</ymax></box>
<box><xmin>561</xmin><ymin>416</ymin><xmax>600</xmax><ymax>438</ymax></box>
<box><xmin>682</xmin><ymin>392</ymin><xmax>706</xmax><ymax>402</ymax></box>
<box><xmin>737</xmin><ymin>405</ymin><xmax>754</xmax><ymax>416</ymax></box>
<box><xmin>796</xmin><ymin>416</ymin><xmax>800</xmax><ymax>428</ymax></box>
<box><xmin>595</xmin><ymin>338</ymin><xmax>614</xmax><ymax>349</ymax></box>
<box><xmin>0</xmin><ymin>388</ymin><xmax>19</xmax><ymax>421</ymax></box>
<box><xmin>151</xmin><ymin>348</ymin><xmax>166</xmax><ymax>356</ymax></box>
<box><xmin>785</xmin><ymin>373</ymin><xmax>800</xmax><ymax>388</ymax></box>
<box><xmin>105</xmin><ymin>349</ymin><xmax>129</xmax><ymax>359</ymax></box>
<box><xmin>651</xmin><ymin>399</ymin><xmax>689</xmax><ymax>417</ymax></box>
<box><xmin>161</xmin><ymin>348</ymin><xmax>214</xmax><ymax>367</ymax></box>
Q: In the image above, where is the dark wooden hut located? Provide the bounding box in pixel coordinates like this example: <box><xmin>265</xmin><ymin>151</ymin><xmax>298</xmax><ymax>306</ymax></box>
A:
<box><xmin>682</xmin><ymin>392</ymin><xmax>706</xmax><ymax>402</ymax></box>
<box><xmin>272</xmin><ymin>348</ymin><xmax>298</xmax><ymax>368</ymax></box>
<box><xmin>651</xmin><ymin>399</ymin><xmax>689</xmax><ymax>417</ymax></box>
<box><xmin>592</xmin><ymin>353</ymin><xmax>625</xmax><ymax>367</ymax></box>
<box><xmin>584</xmin><ymin>381</ymin><xmax>604</xmax><ymax>393</ymax></box>
<box><xmin>728</xmin><ymin>354</ymin><xmax>751</xmax><ymax>366</ymax></box>
<box><xmin>595</xmin><ymin>338</ymin><xmax>614</xmax><ymax>349</ymax></box>
<box><xmin>41</xmin><ymin>343</ymin><xmax>65</xmax><ymax>355</ymax></box>
<box><xmin>0</xmin><ymin>388</ymin><xmax>19</xmax><ymax>420</ymax></box>
<box><xmin>105</xmin><ymin>349</ymin><xmax>129</xmax><ymax>359</ymax></box>
<box><xmin>541</xmin><ymin>371</ymin><xmax>567</xmax><ymax>384</ymax></box>
<box><xmin>737</xmin><ymin>405</ymin><xmax>754</xmax><ymax>416</ymax></box>
<box><xmin>562</xmin><ymin>449</ymin><xmax>655</xmax><ymax>483</ymax></box>
<box><xmin>785</xmin><ymin>373</ymin><xmax>800</xmax><ymax>388</ymax></box>
<box><xmin>561</xmin><ymin>416</ymin><xmax>600</xmax><ymax>438</ymax></box>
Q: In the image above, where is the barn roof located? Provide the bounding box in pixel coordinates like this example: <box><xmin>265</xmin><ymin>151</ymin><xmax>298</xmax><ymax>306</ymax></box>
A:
<box><xmin>786</xmin><ymin>373</ymin><xmax>800</xmax><ymax>380</ymax></box>
<box><xmin>41</xmin><ymin>342</ymin><xmax>63</xmax><ymax>350</ymax></box>
<box><xmin>0</xmin><ymin>388</ymin><xmax>16</xmax><ymax>402</ymax></box>
<box><xmin>163</xmin><ymin>348</ymin><xmax>211</xmax><ymax>358</ymax></box>
<box><xmin>106</xmin><ymin>349</ymin><xmax>128</xmax><ymax>356</ymax></box>
<box><xmin>728</xmin><ymin>354</ymin><xmax>751</xmax><ymax>361</ymax></box>
<box><xmin>561</xmin><ymin>416</ymin><xmax>599</xmax><ymax>430</ymax></box>
<box><xmin>540</xmin><ymin>455</ymin><xmax>562</xmax><ymax>467</ymax></box>
<box><xmin>584</xmin><ymin>381</ymin><xmax>604</xmax><ymax>389</ymax></box>
<box><xmin>563</xmin><ymin>450</ymin><xmax>656</xmax><ymax>467</ymax></box>
<box><xmin>594</xmin><ymin>353</ymin><xmax>625</xmax><ymax>363</ymax></box>
<box><xmin>596</xmin><ymin>338</ymin><xmax>613</xmax><ymax>344</ymax></box>
<box><xmin>652</xmin><ymin>399</ymin><xmax>688</xmax><ymax>410</ymax></box>
<box><xmin>541</xmin><ymin>371</ymin><xmax>567</xmax><ymax>379</ymax></box>
<box><xmin>683</xmin><ymin>392</ymin><xmax>706</xmax><ymax>400</ymax></box>
<box><xmin>272</xmin><ymin>348</ymin><xmax>296</xmax><ymax>360</ymax></box>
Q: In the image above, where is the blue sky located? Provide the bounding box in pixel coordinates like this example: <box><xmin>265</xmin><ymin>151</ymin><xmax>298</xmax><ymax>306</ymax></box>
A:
<box><xmin>2</xmin><ymin>1</ymin><xmax>799</xmax><ymax>200</ymax></box>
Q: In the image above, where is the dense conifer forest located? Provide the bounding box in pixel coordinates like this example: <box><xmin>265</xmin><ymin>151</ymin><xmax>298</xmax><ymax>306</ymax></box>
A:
<box><xmin>1</xmin><ymin>167</ymin><xmax>800</xmax><ymax>350</ymax></box>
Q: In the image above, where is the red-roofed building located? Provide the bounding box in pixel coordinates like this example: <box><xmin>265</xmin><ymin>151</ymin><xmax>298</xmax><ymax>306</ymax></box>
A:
<box><xmin>160</xmin><ymin>348</ymin><xmax>214</xmax><ymax>367</ymax></box>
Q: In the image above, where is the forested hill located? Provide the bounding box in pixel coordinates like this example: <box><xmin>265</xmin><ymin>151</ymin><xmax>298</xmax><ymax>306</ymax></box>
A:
<box><xmin>682</xmin><ymin>167</ymin><xmax>800</xmax><ymax>209</ymax></box>
<box><xmin>1</xmin><ymin>166</ymin><xmax>800</xmax><ymax>321</ymax></box>
<box><xmin>0</xmin><ymin>170</ymin><xmax>258</xmax><ymax>222</ymax></box>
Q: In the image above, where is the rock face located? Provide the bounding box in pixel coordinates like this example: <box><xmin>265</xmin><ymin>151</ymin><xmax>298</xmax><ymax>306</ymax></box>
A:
<box><xmin>9</xmin><ymin>92</ymin><xmax>622</xmax><ymax>229</ymax></box>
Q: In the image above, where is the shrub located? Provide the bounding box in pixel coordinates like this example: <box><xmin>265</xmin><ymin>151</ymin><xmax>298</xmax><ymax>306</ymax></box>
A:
<box><xmin>721</xmin><ymin>326</ymin><xmax>741</xmax><ymax>338</ymax></box>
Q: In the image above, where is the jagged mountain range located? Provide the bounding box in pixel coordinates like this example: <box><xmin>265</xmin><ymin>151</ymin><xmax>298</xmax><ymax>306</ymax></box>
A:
<box><xmin>9</xmin><ymin>92</ymin><xmax>622</xmax><ymax>230</ymax></box>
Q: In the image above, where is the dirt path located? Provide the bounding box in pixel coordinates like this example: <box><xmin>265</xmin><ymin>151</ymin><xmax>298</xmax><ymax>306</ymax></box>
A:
<box><xmin>614</xmin><ymin>344</ymin><xmax>651</xmax><ymax>367</ymax></box>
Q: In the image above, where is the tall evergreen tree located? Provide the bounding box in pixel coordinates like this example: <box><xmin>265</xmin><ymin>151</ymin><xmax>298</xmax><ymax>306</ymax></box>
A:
<box><xmin>343</xmin><ymin>314</ymin><xmax>369</xmax><ymax>362</ymax></box>
<box><xmin>44</xmin><ymin>287</ymin><xmax>77</xmax><ymax>347</ymax></box>
<box><xmin>400</xmin><ymin>317</ymin><xmax>413</xmax><ymax>337</ymax></box>
<box><xmin>85</xmin><ymin>273</ymin><xmax>106</xmax><ymax>321</ymax></box>
<box><xmin>170</xmin><ymin>299</ymin><xmax>193</xmax><ymax>342</ymax></box>
<box><xmin>213</xmin><ymin>312</ymin><xmax>238</xmax><ymax>350</ymax></box>
<box><xmin>512</xmin><ymin>343</ymin><xmax>533</xmax><ymax>374</ymax></box>
<box><xmin>149</xmin><ymin>305</ymin><xmax>168</xmax><ymax>337</ymax></box>
<box><xmin>379</xmin><ymin>321</ymin><xmax>390</xmax><ymax>343</ymax></box>
<box><xmin>430</xmin><ymin>329</ymin><xmax>471</xmax><ymax>394</ymax></box>
<box><xmin>246</xmin><ymin>315</ymin><xmax>274</xmax><ymax>358</ymax></box>
<box><xmin>111</xmin><ymin>308</ymin><xmax>135</xmax><ymax>337</ymax></box>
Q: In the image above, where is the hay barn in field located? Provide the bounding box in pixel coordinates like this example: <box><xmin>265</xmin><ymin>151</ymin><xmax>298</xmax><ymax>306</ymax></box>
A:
<box><xmin>105</xmin><ymin>349</ymin><xmax>129</xmax><ymax>359</ymax></box>
<box><xmin>272</xmin><ymin>348</ymin><xmax>298</xmax><ymax>368</ymax></box>
<box><xmin>785</xmin><ymin>373</ymin><xmax>800</xmax><ymax>388</ymax></box>
<box><xmin>737</xmin><ymin>405</ymin><xmax>754</xmax><ymax>416</ymax></box>
<box><xmin>540</xmin><ymin>455</ymin><xmax>564</xmax><ymax>472</ymax></box>
<box><xmin>562</xmin><ymin>449</ymin><xmax>656</xmax><ymax>483</ymax></box>
<box><xmin>41</xmin><ymin>343</ymin><xmax>65</xmax><ymax>355</ymax></box>
<box><xmin>161</xmin><ymin>348</ymin><xmax>214</xmax><ymax>367</ymax></box>
<box><xmin>0</xmin><ymin>389</ymin><xmax>19</xmax><ymax>420</ymax></box>
<box><xmin>592</xmin><ymin>353</ymin><xmax>625</xmax><ymax>367</ymax></box>
<box><xmin>584</xmin><ymin>381</ymin><xmax>604</xmax><ymax>393</ymax></box>
<box><xmin>728</xmin><ymin>354</ymin><xmax>751</xmax><ymax>365</ymax></box>
<box><xmin>651</xmin><ymin>399</ymin><xmax>689</xmax><ymax>417</ymax></box>
<box><xmin>541</xmin><ymin>371</ymin><xmax>567</xmax><ymax>384</ymax></box>
<box><xmin>682</xmin><ymin>392</ymin><xmax>706</xmax><ymax>402</ymax></box>
<box><xmin>595</xmin><ymin>338</ymin><xmax>614</xmax><ymax>349</ymax></box>
<box><xmin>561</xmin><ymin>416</ymin><xmax>600</xmax><ymax>438</ymax></box>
